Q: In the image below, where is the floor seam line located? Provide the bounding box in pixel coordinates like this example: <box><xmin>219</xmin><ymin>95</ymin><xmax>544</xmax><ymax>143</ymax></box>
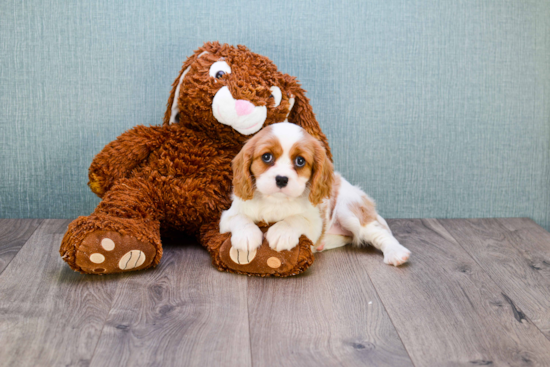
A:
<box><xmin>0</xmin><ymin>219</ymin><xmax>44</xmax><ymax>278</ymax></box>
<box><xmin>246</xmin><ymin>276</ymin><xmax>254</xmax><ymax>367</ymax></box>
<box><xmin>88</xmin><ymin>279</ymin><xmax>121</xmax><ymax>367</ymax></box>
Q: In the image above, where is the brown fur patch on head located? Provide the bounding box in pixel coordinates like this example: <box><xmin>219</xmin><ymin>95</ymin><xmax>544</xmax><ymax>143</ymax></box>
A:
<box><xmin>348</xmin><ymin>196</ymin><xmax>377</xmax><ymax>226</ymax></box>
<box><xmin>232</xmin><ymin>126</ymin><xmax>282</xmax><ymax>200</ymax></box>
<box><xmin>249</xmin><ymin>133</ymin><xmax>283</xmax><ymax>180</ymax></box>
<box><xmin>288</xmin><ymin>137</ymin><xmax>316</xmax><ymax>183</ymax></box>
<box><xmin>299</xmin><ymin>133</ymin><xmax>333</xmax><ymax>206</ymax></box>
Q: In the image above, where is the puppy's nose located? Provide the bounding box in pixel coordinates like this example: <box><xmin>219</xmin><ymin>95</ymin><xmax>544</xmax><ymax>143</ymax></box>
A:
<box><xmin>275</xmin><ymin>176</ymin><xmax>288</xmax><ymax>188</ymax></box>
<box><xmin>235</xmin><ymin>100</ymin><xmax>255</xmax><ymax>116</ymax></box>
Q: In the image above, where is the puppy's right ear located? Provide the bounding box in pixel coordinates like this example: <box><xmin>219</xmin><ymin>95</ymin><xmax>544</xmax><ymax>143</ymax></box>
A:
<box><xmin>232</xmin><ymin>141</ymin><xmax>256</xmax><ymax>200</ymax></box>
<box><xmin>309</xmin><ymin>139</ymin><xmax>334</xmax><ymax>206</ymax></box>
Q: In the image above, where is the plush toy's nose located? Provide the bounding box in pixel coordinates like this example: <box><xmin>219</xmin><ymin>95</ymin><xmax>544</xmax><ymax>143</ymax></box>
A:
<box><xmin>235</xmin><ymin>100</ymin><xmax>255</xmax><ymax>116</ymax></box>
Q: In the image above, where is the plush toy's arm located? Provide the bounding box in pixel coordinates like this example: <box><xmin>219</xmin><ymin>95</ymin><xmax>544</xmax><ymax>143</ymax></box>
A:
<box><xmin>88</xmin><ymin>125</ymin><xmax>166</xmax><ymax>197</ymax></box>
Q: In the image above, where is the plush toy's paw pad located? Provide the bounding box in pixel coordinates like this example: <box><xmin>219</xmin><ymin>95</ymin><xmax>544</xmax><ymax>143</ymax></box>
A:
<box><xmin>266</xmin><ymin>222</ymin><xmax>301</xmax><ymax>252</ymax></box>
<box><xmin>383</xmin><ymin>246</ymin><xmax>411</xmax><ymax>266</ymax></box>
<box><xmin>220</xmin><ymin>239</ymin><xmax>299</xmax><ymax>275</ymax></box>
<box><xmin>229</xmin><ymin>247</ymin><xmax>257</xmax><ymax>265</ymax></box>
<box><xmin>76</xmin><ymin>231</ymin><xmax>156</xmax><ymax>274</ymax></box>
<box><xmin>266</xmin><ymin>257</ymin><xmax>282</xmax><ymax>269</ymax></box>
<box><xmin>215</xmin><ymin>227</ymin><xmax>314</xmax><ymax>276</ymax></box>
<box><xmin>118</xmin><ymin>250</ymin><xmax>147</xmax><ymax>270</ymax></box>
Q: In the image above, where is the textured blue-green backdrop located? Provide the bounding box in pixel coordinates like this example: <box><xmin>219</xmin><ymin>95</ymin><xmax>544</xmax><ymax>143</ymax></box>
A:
<box><xmin>1</xmin><ymin>0</ymin><xmax>549</xmax><ymax>230</ymax></box>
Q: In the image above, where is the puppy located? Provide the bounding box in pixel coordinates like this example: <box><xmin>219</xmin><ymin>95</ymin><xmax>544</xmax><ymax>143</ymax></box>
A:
<box><xmin>219</xmin><ymin>122</ymin><xmax>411</xmax><ymax>266</ymax></box>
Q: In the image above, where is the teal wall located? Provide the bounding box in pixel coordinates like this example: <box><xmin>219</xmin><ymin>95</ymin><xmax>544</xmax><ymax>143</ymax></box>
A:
<box><xmin>1</xmin><ymin>0</ymin><xmax>549</xmax><ymax>230</ymax></box>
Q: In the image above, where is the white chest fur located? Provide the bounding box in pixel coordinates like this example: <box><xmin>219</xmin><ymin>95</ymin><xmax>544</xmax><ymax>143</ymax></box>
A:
<box><xmin>219</xmin><ymin>190</ymin><xmax>325</xmax><ymax>253</ymax></box>
<box><xmin>233</xmin><ymin>192</ymin><xmax>317</xmax><ymax>223</ymax></box>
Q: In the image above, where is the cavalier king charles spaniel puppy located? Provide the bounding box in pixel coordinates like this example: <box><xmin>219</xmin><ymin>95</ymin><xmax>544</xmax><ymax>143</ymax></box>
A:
<box><xmin>219</xmin><ymin>122</ymin><xmax>411</xmax><ymax>266</ymax></box>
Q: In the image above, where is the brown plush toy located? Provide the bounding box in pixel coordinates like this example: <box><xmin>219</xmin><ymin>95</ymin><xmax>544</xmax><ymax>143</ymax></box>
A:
<box><xmin>60</xmin><ymin>42</ymin><xmax>331</xmax><ymax>276</ymax></box>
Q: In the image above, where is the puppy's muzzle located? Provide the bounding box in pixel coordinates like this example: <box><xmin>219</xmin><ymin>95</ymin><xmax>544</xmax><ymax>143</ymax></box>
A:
<box><xmin>275</xmin><ymin>176</ymin><xmax>288</xmax><ymax>188</ymax></box>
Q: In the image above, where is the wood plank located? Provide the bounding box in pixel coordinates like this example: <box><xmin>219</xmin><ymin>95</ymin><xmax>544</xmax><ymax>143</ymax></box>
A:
<box><xmin>439</xmin><ymin>218</ymin><xmax>550</xmax><ymax>341</ymax></box>
<box><xmin>89</xmin><ymin>238</ymin><xmax>251</xmax><ymax>367</ymax></box>
<box><xmin>0</xmin><ymin>219</ymin><xmax>120</xmax><ymax>367</ymax></box>
<box><xmin>247</xmin><ymin>246</ymin><xmax>413</xmax><ymax>367</ymax></box>
<box><xmin>361</xmin><ymin>218</ymin><xmax>550</xmax><ymax>366</ymax></box>
<box><xmin>0</xmin><ymin>219</ymin><xmax>42</xmax><ymax>275</ymax></box>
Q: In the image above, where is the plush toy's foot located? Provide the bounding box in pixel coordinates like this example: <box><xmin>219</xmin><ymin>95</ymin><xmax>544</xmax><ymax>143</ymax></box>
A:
<box><xmin>75</xmin><ymin>230</ymin><xmax>157</xmax><ymax>274</ymax></box>
<box><xmin>200</xmin><ymin>222</ymin><xmax>314</xmax><ymax>277</ymax></box>
<box><xmin>60</xmin><ymin>215</ymin><xmax>162</xmax><ymax>274</ymax></box>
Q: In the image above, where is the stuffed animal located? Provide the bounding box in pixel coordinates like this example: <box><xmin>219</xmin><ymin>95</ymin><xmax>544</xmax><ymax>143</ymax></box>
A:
<box><xmin>59</xmin><ymin>42</ymin><xmax>331</xmax><ymax>276</ymax></box>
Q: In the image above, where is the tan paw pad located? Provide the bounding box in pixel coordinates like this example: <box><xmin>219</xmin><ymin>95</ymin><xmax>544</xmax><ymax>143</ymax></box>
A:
<box><xmin>266</xmin><ymin>257</ymin><xmax>281</xmax><ymax>269</ymax></box>
<box><xmin>101</xmin><ymin>238</ymin><xmax>115</xmax><ymax>251</ymax></box>
<box><xmin>89</xmin><ymin>253</ymin><xmax>105</xmax><ymax>264</ymax></box>
<box><xmin>119</xmin><ymin>250</ymin><xmax>146</xmax><ymax>270</ymax></box>
<box><xmin>229</xmin><ymin>247</ymin><xmax>257</xmax><ymax>265</ymax></box>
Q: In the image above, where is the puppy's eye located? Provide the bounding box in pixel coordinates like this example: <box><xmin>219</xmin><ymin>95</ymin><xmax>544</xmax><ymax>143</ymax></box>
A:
<box><xmin>209</xmin><ymin>60</ymin><xmax>231</xmax><ymax>79</ymax></box>
<box><xmin>269</xmin><ymin>86</ymin><xmax>282</xmax><ymax>107</ymax></box>
<box><xmin>295</xmin><ymin>156</ymin><xmax>306</xmax><ymax>167</ymax></box>
<box><xmin>261</xmin><ymin>153</ymin><xmax>273</xmax><ymax>163</ymax></box>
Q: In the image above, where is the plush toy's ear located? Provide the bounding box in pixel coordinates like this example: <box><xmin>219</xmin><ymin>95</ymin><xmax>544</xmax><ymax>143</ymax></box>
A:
<box><xmin>309</xmin><ymin>139</ymin><xmax>334</xmax><ymax>206</ymax></box>
<box><xmin>232</xmin><ymin>140</ymin><xmax>256</xmax><ymax>200</ymax></box>
<box><xmin>286</xmin><ymin>82</ymin><xmax>333</xmax><ymax>161</ymax></box>
<box><xmin>164</xmin><ymin>54</ymin><xmax>199</xmax><ymax>125</ymax></box>
<box><xmin>163</xmin><ymin>42</ymin><xmax>223</xmax><ymax>125</ymax></box>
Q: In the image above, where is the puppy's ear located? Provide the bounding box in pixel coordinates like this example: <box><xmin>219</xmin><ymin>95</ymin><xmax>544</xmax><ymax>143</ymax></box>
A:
<box><xmin>309</xmin><ymin>140</ymin><xmax>334</xmax><ymax>206</ymax></box>
<box><xmin>283</xmin><ymin>76</ymin><xmax>333</xmax><ymax>162</ymax></box>
<box><xmin>232</xmin><ymin>141</ymin><xmax>256</xmax><ymax>201</ymax></box>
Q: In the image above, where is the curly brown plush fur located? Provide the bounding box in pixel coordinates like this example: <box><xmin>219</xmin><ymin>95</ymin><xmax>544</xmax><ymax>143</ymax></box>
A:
<box><xmin>60</xmin><ymin>42</ymin><xmax>331</xmax><ymax>275</ymax></box>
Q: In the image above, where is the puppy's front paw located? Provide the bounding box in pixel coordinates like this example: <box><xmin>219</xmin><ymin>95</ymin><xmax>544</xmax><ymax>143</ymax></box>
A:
<box><xmin>266</xmin><ymin>221</ymin><xmax>301</xmax><ymax>252</ymax></box>
<box><xmin>383</xmin><ymin>244</ymin><xmax>411</xmax><ymax>266</ymax></box>
<box><xmin>231</xmin><ymin>224</ymin><xmax>263</xmax><ymax>251</ymax></box>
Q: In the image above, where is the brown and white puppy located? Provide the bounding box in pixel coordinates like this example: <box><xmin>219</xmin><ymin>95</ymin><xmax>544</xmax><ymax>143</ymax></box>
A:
<box><xmin>220</xmin><ymin>122</ymin><xmax>411</xmax><ymax>266</ymax></box>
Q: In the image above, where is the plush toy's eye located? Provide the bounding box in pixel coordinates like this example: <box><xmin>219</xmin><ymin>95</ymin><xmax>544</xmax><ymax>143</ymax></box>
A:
<box><xmin>261</xmin><ymin>153</ymin><xmax>273</xmax><ymax>163</ymax></box>
<box><xmin>209</xmin><ymin>61</ymin><xmax>231</xmax><ymax>79</ymax></box>
<box><xmin>269</xmin><ymin>86</ymin><xmax>282</xmax><ymax>107</ymax></box>
<box><xmin>295</xmin><ymin>156</ymin><xmax>306</xmax><ymax>167</ymax></box>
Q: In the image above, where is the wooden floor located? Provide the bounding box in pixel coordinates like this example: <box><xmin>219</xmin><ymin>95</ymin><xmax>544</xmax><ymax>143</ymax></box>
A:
<box><xmin>1</xmin><ymin>219</ymin><xmax>550</xmax><ymax>366</ymax></box>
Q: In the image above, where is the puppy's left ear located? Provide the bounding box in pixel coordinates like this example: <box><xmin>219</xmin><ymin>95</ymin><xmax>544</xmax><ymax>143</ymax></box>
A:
<box><xmin>232</xmin><ymin>140</ymin><xmax>256</xmax><ymax>201</ymax></box>
<box><xmin>309</xmin><ymin>141</ymin><xmax>334</xmax><ymax>206</ymax></box>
